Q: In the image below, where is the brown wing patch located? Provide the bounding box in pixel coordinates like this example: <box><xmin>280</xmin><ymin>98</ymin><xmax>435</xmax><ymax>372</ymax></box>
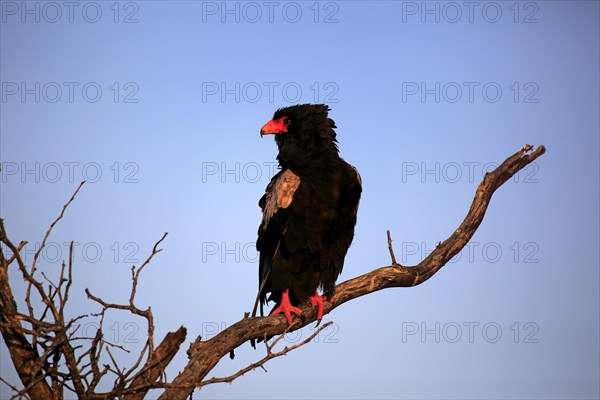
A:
<box><xmin>260</xmin><ymin>170</ymin><xmax>301</xmax><ymax>231</ymax></box>
<box><xmin>276</xmin><ymin>169</ymin><xmax>301</xmax><ymax>208</ymax></box>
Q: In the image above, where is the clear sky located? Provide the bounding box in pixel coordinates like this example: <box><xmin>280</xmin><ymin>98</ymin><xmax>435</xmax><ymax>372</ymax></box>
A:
<box><xmin>1</xmin><ymin>1</ymin><xmax>599</xmax><ymax>399</ymax></box>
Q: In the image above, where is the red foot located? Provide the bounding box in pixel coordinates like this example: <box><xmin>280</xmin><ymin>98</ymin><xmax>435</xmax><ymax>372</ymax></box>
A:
<box><xmin>270</xmin><ymin>289</ymin><xmax>302</xmax><ymax>325</ymax></box>
<box><xmin>308</xmin><ymin>292</ymin><xmax>332</xmax><ymax>321</ymax></box>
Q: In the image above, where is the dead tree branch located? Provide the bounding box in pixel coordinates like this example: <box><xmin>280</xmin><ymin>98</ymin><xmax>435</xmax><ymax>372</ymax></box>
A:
<box><xmin>85</xmin><ymin>231</ymin><xmax>167</xmax><ymax>362</ymax></box>
<box><xmin>122</xmin><ymin>326</ymin><xmax>187</xmax><ymax>400</ymax></box>
<box><xmin>1</xmin><ymin>221</ymin><xmax>59</xmax><ymax>400</ymax></box>
<box><xmin>158</xmin><ymin>144</ymin><xmax>546</xmax><ymax>400</ymax></box>
<box><xmin>0</xmin><ymin>144</ymin><xmax>546</xmax><ymax>400</ymax></box>
<box><xmin>0</xmin><ymin>183</ymin><xmax>185</xmax><ymax>400</ymax></box>
<box><xmin>201</xmin><ymin>321</ymin><xmax>333</xmax><ymax>387</ymax></box>
<box><xmin>386</xmin><ymin>230</ymin><xmax>399</xmax><ymax>266</ymax></box>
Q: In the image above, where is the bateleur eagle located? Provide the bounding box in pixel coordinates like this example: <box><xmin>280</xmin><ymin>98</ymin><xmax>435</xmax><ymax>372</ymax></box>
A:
<box><xmin>253</xmin><ymin>104</ymin><xmax>362</xmax><ymax>325</ymax></box>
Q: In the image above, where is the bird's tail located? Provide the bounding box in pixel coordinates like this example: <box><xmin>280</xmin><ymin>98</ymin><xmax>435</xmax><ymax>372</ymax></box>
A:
<box><xmin>251</xmin><ymin>271</ymin><xmax>269</xmax><ymax>318</ymax></box>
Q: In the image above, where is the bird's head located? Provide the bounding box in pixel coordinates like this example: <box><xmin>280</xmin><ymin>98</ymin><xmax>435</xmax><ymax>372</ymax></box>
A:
<box><xmin>260</xmin><ymin>104</ymin><xmax>339</xmax><ymax>167</ymax></box>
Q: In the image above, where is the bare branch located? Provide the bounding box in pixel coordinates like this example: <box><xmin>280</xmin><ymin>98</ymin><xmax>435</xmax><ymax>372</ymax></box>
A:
<box><xmin>105</xmin><ymin>346</ymin><xmax>124</xmax><ymax>379</ymax></box>
<box><xmin>60</xmin><ymin>242</ymin><xmax>74</xmax><ymax>317</ymax></box>
<box><xmin>27</xmin><ymin>181</ymin><xmax>85</xmax><ymax>324</ymax></box>
<box><xmin>54</xmin><ymin>329</ymin><xmax>87</xmax><ymax>398</ymax></box>
<box><xmin>31</xmin><ymin>181</ymin><xmax>85</xmax><ymax>274</ymax></box>
<box><xmin>86</xmin><ymin>232</ymin><xmax>167</xmax><ymax>363</ymax></box>
<box><xmin>123</xmin><ymin>326</ymin><xmax>187</xmax><ymax>400</ymax></box>
<box><xmin>0</xmin><ymin>219</ymin><xmax>54</xmax><ymax>400</ymax></box>
<box><xmin>3</xmin><ymin>240</ymin><xmax>28</xmax><ymax>267</ymax></box>
<box><xmin>201</xmin><ymin>322</ymin><xmax>333</xmax><ymax>387</ymax></box>
<box><xmin>131</xmin><ymin>232</ymin><xmax>168</xmax><ymax>306</ymax></box>
<box><xmin>0</xmin><ymin>376</ymin><xmax>25</xmax><ymax>399</ymax></box>
<box><xmin>1</xmin><ymin>182</ymin><xmax>86</xmax><ymax>396</ymax></box>
<box><xmin>159</xmin><ymin>144</ymin><xmax>547</xmax><ymax>400</ymax></box>
<box><xmin>386</xmin><ymin>230</ymin><xmax>399</xmax><ymax>266</ymax></box>
<box><xmin>6</xmin><ymin>373</ymin><xmax>50</xmax><ymax>400</ymax></box>
<box><xmin>1</xmin><ymin>145</ymin><xmax>546</xmax><ymax>400</ymax></box>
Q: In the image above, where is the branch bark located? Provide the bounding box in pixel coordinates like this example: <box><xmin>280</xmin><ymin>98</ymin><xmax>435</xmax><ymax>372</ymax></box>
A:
<box><xmin>1</xmin><ymin>186</ymin><xmax>180</xmax><ymax>400</ymax></box>
<box><xmin>0</xmin><ymin>145</ymin><xmax>546</xmax><ymax>400</ymax></box>
<box><xmin>123</xmin><ymin>326</ymin><xmax>187</xmax><ymax>400</ymax></box>
<box><xmin>159</xmin><ymin>144</ymin><xmax>546</xmax><ymax>400</ymax></box>
<box><xmin>0</xmin><ymin>221</ymin><xmax>54</xmax><ymax>400</ymax></box>
<box><xmin>201</xmin><ymin>321</ymin><xmax>333</xmax><ymax>387</ymax></box>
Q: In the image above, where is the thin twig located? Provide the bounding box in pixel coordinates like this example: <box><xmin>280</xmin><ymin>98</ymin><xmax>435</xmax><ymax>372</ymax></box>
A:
<box><xmin>31</xmin><ymin>181</ymin><xmax>85</xmax><ymax>274</ymax></box>
<box><xmin>201</xmin><ymin>322</ymin><xmax>334</xmax><ymax>387</ymax></box>
<box><xmin>7</xmin><ymin>373</ymin><xmax>47</xmax><ymax>400</ymax></box>
<box><xmin>27</xmin><ymin>182</ymin><xmax>85</xmax><ymax>320</ymax></box>
<box><xmin>60</xmin><ymin>241</ymin><xmax>74</xmax><ymax>317</ymax></box>
<box><xmin>1</xmin><ymin>145</ymin><xmax>546</xmax><ymax>400</ymax></box>
<box><xmin>386</xmin><ymin>230</ymin><xmax>399</xmax><ymax>266</ymax></box>
<box><xmin>159</xmin><ymin>144</ymin><xmax>547</xmax><ymax>400</ymax></box>
<box><xmin>4</xmin><ymin>241</ymin><xmax>28</xmax><ymax>266</ymax></box>
<box><xmin>0</xmin><ymin>376</ymin><xmax>22</xmax><ymax>397</ymax></box>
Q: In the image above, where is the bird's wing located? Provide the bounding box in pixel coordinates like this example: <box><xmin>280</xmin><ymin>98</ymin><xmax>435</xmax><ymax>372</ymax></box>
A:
<box><xmin>259</xmin><ymin>169</ymin><xmax>301</xmax><ymax>233</ymax></box>
<box><xmin>350</xmin><ymin>164</ymin><xmax>362</xmax><ymax>215</ymax></box>
<box><xmin>253</xmin><ymin>163</ymin><xmax>361</xmax><ymax>314</ymax></box>
<box><xmin>318</xmin><ymin>162</ymin><xmax>362</xmax><ymax>296</ymax></box>
<box><xmin>253</xmin><ymin>169</ymin><xmax>301</xmax><ymax>316</ymax></box>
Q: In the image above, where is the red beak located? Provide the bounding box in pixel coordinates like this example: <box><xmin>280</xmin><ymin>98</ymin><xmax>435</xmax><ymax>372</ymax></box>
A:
<box><xmin>260</xmin><ymin>117</ymin><xmax>289</xmax><ymax>136</ymax></box>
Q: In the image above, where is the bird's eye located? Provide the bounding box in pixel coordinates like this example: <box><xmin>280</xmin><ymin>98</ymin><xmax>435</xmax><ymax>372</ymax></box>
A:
<box><xmin>283</xmin><ymin>118</ymin><xmax>291</xmax><ymax>125</ymax></box>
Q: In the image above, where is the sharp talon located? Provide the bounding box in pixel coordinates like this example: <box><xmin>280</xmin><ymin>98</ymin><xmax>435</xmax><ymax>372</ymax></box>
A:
<box><xmin>308</xmin><ymin>292</ymin><xmax>330</xmax><ymax>321</ymax></box>
<box><xmin>270</xmin><ymin>289</ymin><xmax>302</xmax><ymax>325</ymax></box>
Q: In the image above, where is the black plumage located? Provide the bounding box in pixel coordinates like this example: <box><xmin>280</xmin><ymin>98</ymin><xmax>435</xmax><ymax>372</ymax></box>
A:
<box><xmin>253</xmin><ymin>104</ymin><xmax>362</xmax><ymax>324</ymax></box>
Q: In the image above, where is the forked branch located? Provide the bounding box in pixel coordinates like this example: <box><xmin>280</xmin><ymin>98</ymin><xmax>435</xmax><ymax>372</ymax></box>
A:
<box><xmin>201</xmin><ymin>322</ymin><xmax>333</xmax><ymax>387</ymax></box>
<box><xmin>159</xmin><ymin>144</ymin><xmax>546</xmax><ymax>400</ymax></box>
<box><xmin>0</xmin><ymin>144</ymin><xmax>546</xmax><ymax>400</ymax></box>
<box><xmin>0</xmin><ymin>185</ymin><xmax>183</xmax><ymax>400</ymax></box>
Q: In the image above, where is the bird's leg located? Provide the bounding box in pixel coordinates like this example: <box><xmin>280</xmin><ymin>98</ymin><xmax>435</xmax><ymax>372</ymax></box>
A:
<box><xmin>270</xmin><ymin>289</ymin><xmax>302</xmax><ymax>325</ymax></box>
<box><xmin>308</xmin><ymin>292</ymin><xmax>333</xmax><ymax>321</ymax></box>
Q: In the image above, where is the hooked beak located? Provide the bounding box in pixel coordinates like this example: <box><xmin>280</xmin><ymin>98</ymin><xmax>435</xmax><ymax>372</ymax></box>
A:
<box><xmin>260</xmin><ymin>117</ymin><xmax>289</xmax><ymax>137</ymax></box>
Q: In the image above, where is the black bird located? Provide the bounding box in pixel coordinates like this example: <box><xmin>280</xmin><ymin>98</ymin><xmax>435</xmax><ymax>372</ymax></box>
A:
<box><xmin>253</xmin><ymin>104</ymin><xmax>362</xmax><ymax>324</ymax></box>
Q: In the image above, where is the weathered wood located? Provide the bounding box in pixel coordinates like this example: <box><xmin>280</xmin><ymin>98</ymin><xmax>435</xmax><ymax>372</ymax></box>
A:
<box><xmin>123</xmin><ymin>326</ymin><xmax>187</xmax><ymax>400</ymax></box>
<box><xmin>0</xmin><ymin>236</ymin><xmax>54</xmax><ymax>400</ymax></box>
<box><xmin>159</xmin><ymin>145</ymin><xmax>546</xmax><ymax>400</ymax></box>
<box><xmin>0</xmin><ymin>145</ymin><xmax>546</xmax><ymax>400</ymax></box>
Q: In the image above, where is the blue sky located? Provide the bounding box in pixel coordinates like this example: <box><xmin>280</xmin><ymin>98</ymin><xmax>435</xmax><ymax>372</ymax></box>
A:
<box><xmin>1</xmin><ymin>1</ymin><xmax>599</xmax><ymax>399</ymax></box>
